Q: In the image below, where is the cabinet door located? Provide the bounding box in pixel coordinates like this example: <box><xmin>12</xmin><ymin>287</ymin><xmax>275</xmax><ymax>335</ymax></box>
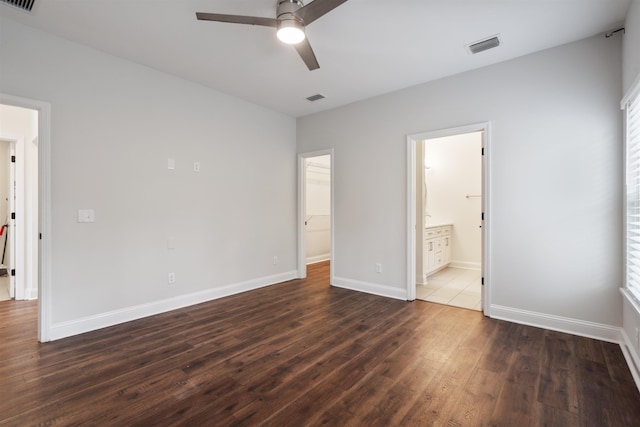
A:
<box><xmin>443</xmin><ymin>235</ymin><xmax>451</xmax><ymax>264</ymax></box>
<box><xmin>425</xmin><ymin>239</ymin><xmax>436</xmax><ymax>273</ymax></box>
<box><xmin>435</xmin><ymin>237</ymin><xmax>444</xmax><ymax>268</ymax></box>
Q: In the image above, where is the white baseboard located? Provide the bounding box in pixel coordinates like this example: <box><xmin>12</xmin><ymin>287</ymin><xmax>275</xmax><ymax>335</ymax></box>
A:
<box><xmin>449</xmin><ymin>261</ymin><xmax>481</xmax><ymax>270</ymax></box>
<box><xmin>620</xmin><ymin>289</ymin><xmax>640</xmax><ymax>391</ymax></box>
<box><xmin>620</xmin><ymin>328</ymin><xmax>640</xmax><ymax>391</ymax></box>
<box><xmin>26</xmin><ymin>287</ymin><xmax>38</xmax><ymax>300</ymax></box>
<box><xmin>490</xmin><ymin>304</ymin><xmax>622</xmax><ymax>343</ymax></box>
<box><xmin>49</xmin><ymin>270</ymin><xmax>298</xmax><ymax>341</ymax></box>
<box><xmin>306</xmin><ymin>254</ymin><xmax>330</xmax><ymax>265</ymax></box>
<box><xmin>332</xmin><ymin>276</ymin><xmax>407</xmax><ymax>301</ymax></box>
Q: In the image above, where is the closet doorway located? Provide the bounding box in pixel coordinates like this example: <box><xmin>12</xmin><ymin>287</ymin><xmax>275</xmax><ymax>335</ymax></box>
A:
<box><xmin>297</xmin><ymin>150</ymin><xmax>334</xmax><ymax>281</ymax></box>
<box><xmin>406</xmin><ymin>123</ymin><xmax>490</xmax><ymax>315</ymax></box>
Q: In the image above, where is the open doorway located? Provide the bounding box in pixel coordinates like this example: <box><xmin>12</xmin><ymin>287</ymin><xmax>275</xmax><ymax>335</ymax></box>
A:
<box><xmin>0</xmin><ymin>139</ymin><xmax>13</xmax><ymax>300</ymax></box>
<box><xmin>417</xmin><ymin>132</ymin><xmax>483</xmax><ymax>310</ymax></box>
<box><xmin>0</xmin><ymin>93</ymin><xmax>50</xmax><ymax>344</ymax></box>
<box><xmin>407</xmin><ymin>123</ymin><xmax>490</xmax><ymax>315</ymax></box>
<box><xmin>0</xmin><ymin>103</ymin><xmax>39</xmax><ymax>302</ymax></box>
<box><xmin>297</xmin><ymin>150</ymin><xmax>333</xmax><ymax>281</ymax></box>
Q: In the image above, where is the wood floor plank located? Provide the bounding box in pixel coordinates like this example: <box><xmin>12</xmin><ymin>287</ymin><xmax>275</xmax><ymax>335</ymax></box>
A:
<box><xmin>543</xmin><ymin>329</ymin><xmax>576</xmax><ymax>369</ymax></box>
<box><xmin>399</xmin><ymin>346</ymin><xmax>483</xmax><ymax>425</ymax></box>
<box><xmin>1</xmin><ymin>261</ymin><xmax>639</xmax><ymax>426</ymax></box>
<box><xmin>538</xmin><ymin>365</ymin><xmax>579</xmax><ymax>414</ymax></box>
<box><xmin>513</xmin><ymin>323</ymin><xmax>545</xmax><ymax>357</ymax></box>
<box><xmin>506</xmin><ymin>353</ymin><xmax>541</xmax><ymax>386</ymax></box>
<box><xmin>536</xmin><ymin>405</ymin><xmax>580</xmax><ymax>427</ymax></box>
<box><xmin>476</xmin><ymin>321</ymin><xmax>520</xmax><ymax>373</ymax></box>
<box><xmin>446</xmin><ymin>367</ymin><xmax>503</xmax><ymax>427</ymax></box>
<box><xmin>354</xmin><ymin>355</ymin><xmax>443</xmax><ymax>426</ymax></box>
<box><xmin>574</xmin><ymin>335</ymin><xmax>607</xmax><ymax>364</ymax></box>
<box><xmin>576</xmin><ymin>358</ymin><xmax>619</xmax><ymax>426</ymax></box>
<box><xmin>458</xmin><ymin>316</ymin><xmax>498</xmax><ymax>353</ymax></box>
<box><xmin>490</xmin><ymin>379</ymin><xmax>541</xmax><ymax>426</ymax></box>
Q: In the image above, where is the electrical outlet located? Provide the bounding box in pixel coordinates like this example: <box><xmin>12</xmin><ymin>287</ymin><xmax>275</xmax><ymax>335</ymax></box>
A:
<box><xmin>168</xmin><ymin>272</ymin><xmax>176</xmax><ymax>284</ymax></box>
<box><xmin>193</xmin><ymin>161</ymin><xmax>200</xmax><ymax>172</ymax></box>
<box><xmin>375</xmin><ymin>263</ymin><xmax>382</xmax><ymax>273</ymax></box>
<box><xmin>273</xmin><ymin>256</ymin><xmax>278</xmax><ymax>265</ymax></box>
<box><xmin>77</xmin><ymin>209</ymin><xmax>95</xmax><ymax>223</ymax></box>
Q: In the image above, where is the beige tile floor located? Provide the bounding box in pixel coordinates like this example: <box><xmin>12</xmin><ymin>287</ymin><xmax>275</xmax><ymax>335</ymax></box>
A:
<box><xmin>416</xmin><ymin>267</ymin><xmax>481</xmax><ymax>311</ymax></box>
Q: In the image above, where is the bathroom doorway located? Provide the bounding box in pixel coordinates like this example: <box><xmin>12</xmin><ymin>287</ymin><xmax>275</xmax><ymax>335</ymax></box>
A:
<box><xmin>417</xmin><ymin>132</ymin><xmax>482</xmax><ymax>310</ymax></box>
<box><xmin>406</xmin><ymin>123</ymin><xmax>490</xmax><ymax>315</ymax></box>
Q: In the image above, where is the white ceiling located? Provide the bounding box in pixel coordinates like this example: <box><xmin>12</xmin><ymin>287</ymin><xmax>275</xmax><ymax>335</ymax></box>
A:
<box><xmin>0</xmin><ymin>0</ymin><xmax>631</xmax><ymax>117</ymax></box>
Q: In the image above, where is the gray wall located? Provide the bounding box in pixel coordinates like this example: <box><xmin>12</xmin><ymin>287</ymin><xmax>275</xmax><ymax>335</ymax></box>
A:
<box><xmin>298</xmin><ymin>34</ymin><xmax>623</xmax><ymax>328</ymax></box>
<box><xmin>622</xmin><ymin>0</ymin><xmax>640</xmax><ymax>373</ymax></box>
<box><xmin>623</xmin><ymin>0</ymin><xmax>640</xmax><ymax>94</ymax></box>
<box><xmin>0</xmin><ymin>18</ymin><xmax>297</xmax><ymax>333</ymax></box>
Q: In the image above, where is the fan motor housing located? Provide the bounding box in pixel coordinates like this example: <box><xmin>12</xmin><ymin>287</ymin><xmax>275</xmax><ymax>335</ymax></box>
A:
<box><xmin>277</xmin><ymin>0</ymin><xmax>304</xmax><ymax>21</ymax></box>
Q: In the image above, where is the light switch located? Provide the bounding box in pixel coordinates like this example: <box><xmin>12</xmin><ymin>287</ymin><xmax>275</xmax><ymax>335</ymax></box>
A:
<box><xmin>168</xmin><ymin>158</ymin><xmax>175</xmax><ymax>170</ymax></box>
<box><xmin>78</xmin><ymin>209</ymin><xmax>95</xmax><ymax>223</ymax></box>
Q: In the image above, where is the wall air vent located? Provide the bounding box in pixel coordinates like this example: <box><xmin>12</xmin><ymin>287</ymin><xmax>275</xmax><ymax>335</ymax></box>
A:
<box><xmin>466</xmin><ymin>35</ymin><xmax>501</xmax><ymax>55</ymax></box>
<box><xmin>306</xmin><ymin>94</ymin><xmax>325</xmax><ymax>102</ymax></box>
<box><xmin>1</xmin><ymin>0</ymin><xmax>35</xmax><ymax>11</ymax></box>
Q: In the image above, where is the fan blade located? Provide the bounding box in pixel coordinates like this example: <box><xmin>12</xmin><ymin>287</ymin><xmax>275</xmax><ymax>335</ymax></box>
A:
<box><xmin>295</xmin><ymin>0</ymin><xmax>349</xmax><ymax>25</ymax></box>
<box><xmin>196</xmin><ymin>12</ymin><xmax>278</xmax><ymax>27</ymax></box>
<box><xmin>294</xmin><ymin>37</ymin><xmax>320</xmax><ymax>71</ymax></box>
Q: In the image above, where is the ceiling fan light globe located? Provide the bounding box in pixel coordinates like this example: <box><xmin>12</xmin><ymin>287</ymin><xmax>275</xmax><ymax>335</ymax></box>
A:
<box><xmin>277</xmin><ymin>22</ymin><xmax>305</xmax><ymax>44</ymax></box>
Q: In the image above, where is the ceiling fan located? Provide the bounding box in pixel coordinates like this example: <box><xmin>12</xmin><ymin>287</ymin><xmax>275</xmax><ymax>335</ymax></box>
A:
<box><xmin>196</xmin><ymin>0</ymin><xmax>349</xmax><ymax>71</ymax></box>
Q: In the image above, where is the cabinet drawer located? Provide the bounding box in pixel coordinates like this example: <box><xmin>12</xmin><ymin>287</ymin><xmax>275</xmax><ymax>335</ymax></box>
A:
<box><xmin>426</xmin><ymin>225</ymin><xmax>452</xmax><ymax>237</ymax></box>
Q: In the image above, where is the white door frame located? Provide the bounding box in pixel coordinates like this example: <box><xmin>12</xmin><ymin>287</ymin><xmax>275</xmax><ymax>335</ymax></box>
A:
<box><xmin>0</xmin><ymin>93</ymin><xmax>52</xmax><ymax>342</ymax></box>
<box><xmin>8</xmin><ymin>141</ymin><xmax>16</xmax><ymax>299</ymax></box>
<box><xmin>406</xmin><ymin>122</ymin><xmax>491</xmax><ymax>316</ymax></box>
<box><xmin>297</xmin><ymin>149</ymin><xmax>334</xmax><ymax>283</ymax></box>
<box><xmin>0</xmin><ymin>136</ymin><xmax>24</xmax><ymax>300</ymax></box>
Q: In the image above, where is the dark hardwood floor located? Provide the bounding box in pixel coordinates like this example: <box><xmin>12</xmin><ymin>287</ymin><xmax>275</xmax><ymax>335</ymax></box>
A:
<box><xmin>2</xmin><ymin>261</ymin><xmax>640</xmax><ymax>426</ymax></box>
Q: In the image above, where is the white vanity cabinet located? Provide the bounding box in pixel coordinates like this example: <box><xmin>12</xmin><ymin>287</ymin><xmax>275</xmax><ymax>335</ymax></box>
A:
<box><xmin>424</xmin><ymin>225</ymin><xmax>452</xmax><ymax>277</ymax></box>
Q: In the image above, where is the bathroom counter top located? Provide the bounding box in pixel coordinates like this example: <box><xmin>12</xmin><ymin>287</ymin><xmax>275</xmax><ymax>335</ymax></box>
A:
<box><xmin>425</xmin><ymin>223</ymin><xmax>452</xmax><ymax>229</ymax></box>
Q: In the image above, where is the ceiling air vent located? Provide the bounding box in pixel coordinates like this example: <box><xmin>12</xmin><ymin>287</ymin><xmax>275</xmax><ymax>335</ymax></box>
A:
<box><xmin>1</xmin><ymin>0</ymin><xmax>35</xmax><ymax>11</ymax></box>
<box><xmin>306</xmin><ymin>94</ymin><xmax>325</xmax><ymax>102</ymax></box>
<box><xmin>466</xmin><ymin>35</ymin><xmax>501</xmax><ymax>55</ymax></box>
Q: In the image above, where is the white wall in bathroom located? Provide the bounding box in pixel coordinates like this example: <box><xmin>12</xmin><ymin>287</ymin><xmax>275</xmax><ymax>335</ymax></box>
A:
<box><xmin>425</xmin><ymin>132</ymin><xmax>482</xmax><ymax>268</ymax></box>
